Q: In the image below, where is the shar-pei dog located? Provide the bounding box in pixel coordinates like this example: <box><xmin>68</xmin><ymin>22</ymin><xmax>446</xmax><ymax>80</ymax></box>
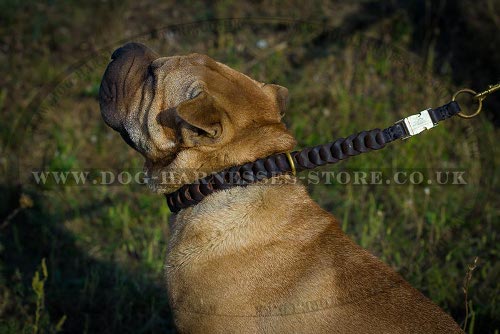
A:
<box><xmin>99</xmin><ymin>42</ymin><xmax>462</xmax><ymax>334</ymax></box>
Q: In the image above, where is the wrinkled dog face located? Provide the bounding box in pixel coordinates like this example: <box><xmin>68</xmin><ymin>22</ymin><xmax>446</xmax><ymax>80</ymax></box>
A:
<box><xmin>100</xmin><ymin>43</ymin><xmax>290</xmax><ymax>162</ymax></box>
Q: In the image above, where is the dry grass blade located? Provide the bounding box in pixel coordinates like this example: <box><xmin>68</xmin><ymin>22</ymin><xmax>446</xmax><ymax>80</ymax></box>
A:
<box><xmin>462</xmin><ymin>256</ymin><xmax>479</xmax><ymax>332</ymax></box>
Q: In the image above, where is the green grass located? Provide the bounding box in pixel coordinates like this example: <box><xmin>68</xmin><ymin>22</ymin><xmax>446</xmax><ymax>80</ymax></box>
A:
<box><xmin>0</xmin><ymin>1</ymin><xmax>499</xmax><ymax>333</ymax></box>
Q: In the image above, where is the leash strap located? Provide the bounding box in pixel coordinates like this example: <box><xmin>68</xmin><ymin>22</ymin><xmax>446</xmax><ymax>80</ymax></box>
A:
<box><xmin>166</xmin><ymin>101</ymin><xmax>461</xmax><ymax>213</ymax></box>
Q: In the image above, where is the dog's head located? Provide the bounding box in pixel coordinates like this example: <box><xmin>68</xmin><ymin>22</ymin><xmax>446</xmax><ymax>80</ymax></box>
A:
<box><xmin>99</xmin><ymin>42</ymin><xmax>296</xmax><ymax>192</ymax></box>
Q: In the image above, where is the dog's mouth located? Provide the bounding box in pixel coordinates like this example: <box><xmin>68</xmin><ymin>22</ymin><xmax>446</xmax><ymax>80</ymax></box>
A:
<box><xmin>119</xmin><ymin>123</ymin><xmax>181</xmax><ymax>162</ymax></box>
<box><xmin>119</xmin><ymin>130</ymin><xmax>139</xmax><ymax>152</ymax></box>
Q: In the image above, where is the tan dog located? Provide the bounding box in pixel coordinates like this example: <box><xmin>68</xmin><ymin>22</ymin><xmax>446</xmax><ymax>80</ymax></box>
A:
<box><xmin>99</xmin><ymin>42</ymin><xmax>463</xmax><ymax>333</ymax></box>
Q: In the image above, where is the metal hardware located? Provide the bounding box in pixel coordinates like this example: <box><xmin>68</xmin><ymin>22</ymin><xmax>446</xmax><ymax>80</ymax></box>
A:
<box><xmin>285</xmin><ymin>152</ymin><xmax>296</xmax><ymax>176</ymax></box>
<box><xmin>474</xmin><ymin>82</ymin><xmax>500</xmax><ymax>100</ymax></box>
<box><xmin>453</xmin><ymin>82</ymin><xmax>499</xmax><ymax>119</ymax></box>
<box><xmin>453</xmin><ymin>89</ymin><xmax>482</xmax><ymax>119</ymax></box>
<box><xmin>396</xmin><ymin>109</ymin><xmax>436</xmax><ymax>139</ymax></box>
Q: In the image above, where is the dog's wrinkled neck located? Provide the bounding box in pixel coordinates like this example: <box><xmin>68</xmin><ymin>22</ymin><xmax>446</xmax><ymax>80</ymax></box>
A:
<box><xmin>145</xmin><ymin>123</ymin><xmax>296</xmax><ymax>194</ymax></box>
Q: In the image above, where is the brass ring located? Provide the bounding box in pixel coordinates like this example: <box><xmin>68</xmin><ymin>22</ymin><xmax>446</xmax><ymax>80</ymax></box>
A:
<box><xmin>452</xmin><ymin>88</ymin><xmax>483</xmax><ymax>119</ymax></box>
<box><xmin>285</xmin><ymin>152</ymin><xmax>296</xmax><ymax>176</ymax></box>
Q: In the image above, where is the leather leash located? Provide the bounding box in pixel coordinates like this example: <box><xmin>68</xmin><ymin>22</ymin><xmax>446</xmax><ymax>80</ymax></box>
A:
<box><xmin>166</xmin><ymin>83</ymin><xmax>499</xmax><ymax>213</ymax></box>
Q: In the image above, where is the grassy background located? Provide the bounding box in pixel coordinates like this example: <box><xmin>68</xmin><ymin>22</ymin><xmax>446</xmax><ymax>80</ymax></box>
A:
<box><xmin>1</xmin><ymin>1</ymin><xmax>499</xmax><ymax>333</ymax></box>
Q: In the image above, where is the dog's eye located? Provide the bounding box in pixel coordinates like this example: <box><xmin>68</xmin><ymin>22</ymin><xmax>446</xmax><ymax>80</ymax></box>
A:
<box><xmin>187</xmin><ymin>81</ymin><xmax>204</xmax><ymax>100</ymax></box>
<box><xmin>188</xmin><ymin>88</ymin><xmax>202</xmax><ymax>99</ymax></box>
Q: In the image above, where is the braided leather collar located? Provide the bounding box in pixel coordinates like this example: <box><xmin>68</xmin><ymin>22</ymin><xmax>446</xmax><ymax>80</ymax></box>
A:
<box><xmin>165</xmin><ymin>101</ymin><xmax>461</xmax><ymax>213</ymax></box>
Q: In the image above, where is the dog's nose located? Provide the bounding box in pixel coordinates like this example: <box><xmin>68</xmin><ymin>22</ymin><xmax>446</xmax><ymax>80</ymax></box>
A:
<box><xmin>99</xmin><ymin>42</ymin><xmax>160</xmax><ymax>131</ymax></box>
<box><xmin>111</xmin><ymin>42</ymin><xmax>150</xmax><ymax>60</ymax></box>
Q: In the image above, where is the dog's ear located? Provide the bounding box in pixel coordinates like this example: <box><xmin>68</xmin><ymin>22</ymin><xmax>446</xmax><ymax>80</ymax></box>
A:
<box><xmin>176</xmin><ymin>91</ymin><xmax>223</xmax><ymax>146</ymax></box>
<box><xmin>263</xmin><ymin>84</ymin><xmax>289</xmax><ymax>117</ymax></box>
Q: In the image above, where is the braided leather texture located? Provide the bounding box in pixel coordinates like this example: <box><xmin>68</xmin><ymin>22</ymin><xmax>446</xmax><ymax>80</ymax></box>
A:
<box><xmin>291</xmin><ymin>129</ymin><xmax>386</xmax><ymax>172</ymax></box>
<box><xmin>166</xmin><ymin>128</ymin><xmax>387</xmax><ymax>212</ymax></box>
<box><xmin>166</xmin><ymin>101</ymin><xmax>460</xmax><ymax>213</ymax></box>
